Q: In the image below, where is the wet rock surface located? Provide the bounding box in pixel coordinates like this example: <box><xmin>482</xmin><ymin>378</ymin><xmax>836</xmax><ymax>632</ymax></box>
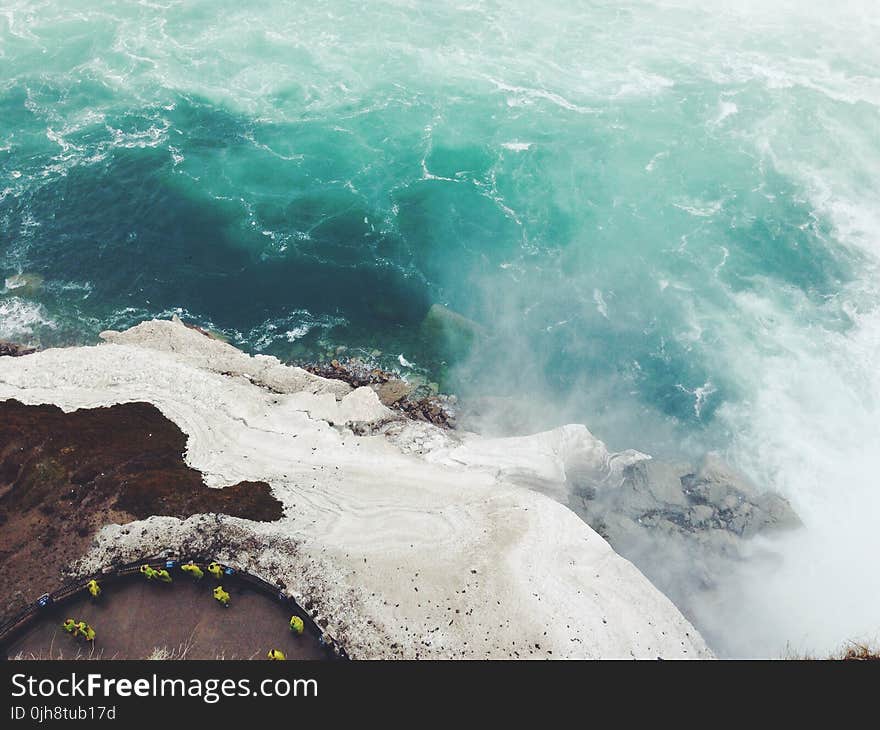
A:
<box><xmin>570</xmin><ymin>453</ymin><xmax>800</xmax><ymax>607</ymax></box>
<box><xmin>303</xmin><ymin>358</ymin><xmax>456</xmax><ymax>428</ymax></box>
<box><xmin>172</xmin><ymin>313</ymin><xmax>230</xmax><ymax>343</ymax></box>
<box><xmin>0</xmin><ymin>399</ymin><xmax>282</xmax><ymax>622</ymax></box>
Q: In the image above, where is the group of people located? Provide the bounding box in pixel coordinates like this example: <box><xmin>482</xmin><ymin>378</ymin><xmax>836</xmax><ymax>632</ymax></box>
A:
<box><xmin>177</xmin><ymin>560</ymin><xmax>306</xmax><ymax>659</ymax></box>
<box><xmin>141</xmin><ymin>560</ymin><xmax>231</xmax><ymax>607</ymax></box>
<box><xmin>175</xmin><ymin>560</ymin><xmax>231</xmax><ymax>607</ymax></box>
<box><xmin>60</xmin><ymin>579</ymin><xmax>101</xmax><ymax>644</ymax></box>
<box><xmin>61</xmin><ymin>617</ymin><xmax>96</xmax><ymax>642</ymax></box>
<box><xmin>58</xmin><ymin>562</ymin><xmax>309</xmax><ymax>659</ymax></box>
<box><xmin>139</xmin><ymin>564</ymin><xmax>173</xmax><ymax>583</ymax></box>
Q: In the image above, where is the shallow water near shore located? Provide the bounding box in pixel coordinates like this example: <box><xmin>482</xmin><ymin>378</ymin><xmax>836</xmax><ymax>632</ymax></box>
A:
<box><xmin>1</xmin><ymin>0</ymin><xmax>879</xmax><ymax>656</ymax></box>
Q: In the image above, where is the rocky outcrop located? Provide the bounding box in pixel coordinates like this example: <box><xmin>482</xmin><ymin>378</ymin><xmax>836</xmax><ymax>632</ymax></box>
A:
<box><xmin>0</xmin><ymin>318</ymin><xmax>712</xmax><ymax>659</ymax></box>
<box><xmin>303</xmin><ymin>357</ymin><xmax>456</xmax><ymax>428</ymax></box>
<box><xmin>576</xmin><ymin>454</ymin><xmax>799</xmax><ymax>541</ymax></box>
<box><xmin>101</xmin><ymin>319</ymin><xmax>352</xmax><ymax>400</ymax></box>
<box><xmin>429</xmin><ymin>421</ymin><xmax>800</xmax><ymax>635</ymax></box>
<box><xmin>0</xmin><ymin>341</ymin><xmax>36</xmax><ymax>357</ymax></box>
<box><xmin>570</xmin><ymin>452</ymin><xmax>799</xmax><ymax>610</ymax></box>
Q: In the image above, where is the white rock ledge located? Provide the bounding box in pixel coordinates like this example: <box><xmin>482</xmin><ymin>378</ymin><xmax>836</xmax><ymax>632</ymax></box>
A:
<box><xmin>0</xmin><ymin>319</ymin><xmax>711</xmax><ymax>659</ymax></box>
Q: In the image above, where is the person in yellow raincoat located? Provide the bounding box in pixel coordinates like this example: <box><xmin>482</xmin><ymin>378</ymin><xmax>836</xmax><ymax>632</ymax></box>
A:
<box><xmin>81</xmin><ymin>623</ymin><xmax>96</xmax><ymax>642</ymax></box>
<box><xmin>213</xmin><ymin>585</ymin><xmax>230</xmax><ymax>607</ymax></box>
<box><xmin>207</xmin><ymin>562</ymin><xmax>223</xmax><ymax>579</ymax></box>
<box><xmin>267</xmin><ymin>649</ymin><xmax>286</xmax><ymax>661</ymax></box>
<box><xmin>140</xmin><ymin>564</ymin><xmax>158</xmax><ymax>580</ymax></box>
<box><xmin>86</xmin><ymin>579</ymin><xmax>101</xmax><ymax>598</ymax></box>
<box><xmin>181</xmin><ymin>561</ymin><xmax>204</xmax><ymax>579</ymax></box>
<box><xmin>62</xmin><ymin>618</ymin><xmax>77</xmax><ymax>635</ymax></box>
<box><xmin>155</xmin><ymin>568</ymin><xmax>173</xmax><ymax>583</ymax></box>
<box><xmin>289</xmin><ymin>615</ymin><xmax>304</xmax><ymax>635</ymax></box>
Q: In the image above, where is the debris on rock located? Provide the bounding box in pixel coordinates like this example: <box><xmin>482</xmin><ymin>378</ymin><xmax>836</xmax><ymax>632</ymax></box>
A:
<box><xmin>302</xmin><ymin>358</ymin><xmax>457</xmax><ymax>428</ymax></box>
<box><xmin>0</xmin><ymin>341</ymin><xmax>37</xmax><ymax>357</ymax></box>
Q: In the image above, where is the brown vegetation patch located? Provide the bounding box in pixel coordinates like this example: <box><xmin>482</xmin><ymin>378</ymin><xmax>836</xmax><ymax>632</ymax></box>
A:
<box><xmin>0</xmin><ymin>399</ymin><xmax>281</xmax><ymax>621</ymax></box>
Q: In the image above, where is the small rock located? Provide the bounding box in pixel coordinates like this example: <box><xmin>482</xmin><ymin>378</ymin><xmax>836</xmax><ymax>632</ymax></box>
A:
<box><xmin>374</xmin><ymin>380</ymin><xmax>412</xmax><ymax>407</ymax></box>
<box><xmin>0</xmin><ymin>341</ymin><xmax>36</xmax><ymax>357</ymax></box>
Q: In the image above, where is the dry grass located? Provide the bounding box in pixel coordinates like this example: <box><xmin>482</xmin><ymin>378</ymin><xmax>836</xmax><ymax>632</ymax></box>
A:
<box><xmin>11</xmin><ymin>630</ymin><xmax>112</xmax><ymax>660</ymax></box>
<box><xmin>145</xmin><ymin>628</ymin><xmax>197</xmax><ymax>660</ymax></box>
<box><xmin>834</xmin><ymin>642</ymin><xmax>880</xmax><ymax>661</ymax></box>
<box><xmin>785</xmin><ymin>638</ymin><xmax>880</xmax><ymax>661</ymax></box>
<box><xmin>11</xmin><ymin>625</ymin><xmax>263</xmax><ymax>660</ymax></box>
<box><xmin>210</xmin><ymin>649</ymin><xmax>262</xmax><ymax>660</ymax></box>
<box><xmin>12</xmin><ymin>643</ymin><xmax>112</xmax><ymax>660</ymax></box>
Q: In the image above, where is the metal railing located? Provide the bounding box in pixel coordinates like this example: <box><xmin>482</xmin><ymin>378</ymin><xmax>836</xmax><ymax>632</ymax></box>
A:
<box><xmin>0</xmin><ymin>556</ymin><xmax>347</xmax><ymax>660</ymax></box>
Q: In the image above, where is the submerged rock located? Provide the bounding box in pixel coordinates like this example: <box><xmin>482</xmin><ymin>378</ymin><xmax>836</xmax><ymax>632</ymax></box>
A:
<box><xmin>420</xmin><ymin>303</ymin><xmax>485</xmax><ymax>361</ymax></box>
<box><xmin>3</xmin><ymin>272</ymin><xmax>43</xmax><ymax>295</ymax></box>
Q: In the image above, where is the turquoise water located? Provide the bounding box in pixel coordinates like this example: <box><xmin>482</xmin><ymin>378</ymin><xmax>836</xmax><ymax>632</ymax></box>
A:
<box><xmin>2</xmin><ymin>1</ymin><xmax>879</xmax><ymax>654</ymax></box>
